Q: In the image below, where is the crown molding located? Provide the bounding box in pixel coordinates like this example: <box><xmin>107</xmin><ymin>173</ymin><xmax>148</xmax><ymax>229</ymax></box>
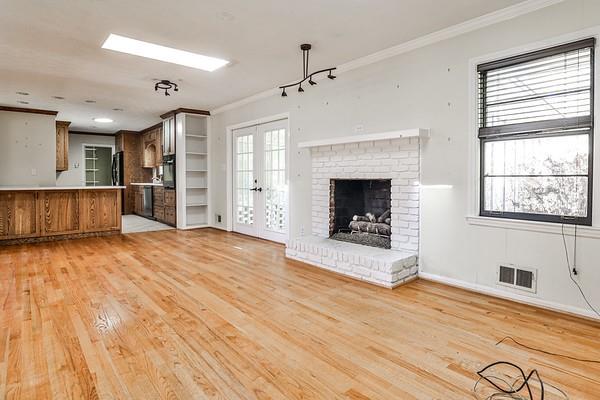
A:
<box><xmin>159</xmin><ymin>108</ymin><xmax>210</xmax><ymax>120</ymax></box>
<box><xmin>211</xmin><ymin>0</ymin><xmax>564</xmax><ymax>115</ymax></box>
<box><xmin>0</xmin><ymin>105</ymin><xmax>58</xmax><ymax>116</ymax></box>
<box><xmin>139</xmin><ymin>122</ymin><xmax>162</xmax><ymax>134</ymax></box>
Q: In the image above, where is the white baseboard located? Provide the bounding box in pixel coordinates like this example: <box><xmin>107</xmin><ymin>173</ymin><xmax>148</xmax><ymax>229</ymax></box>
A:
<box><xmin>209</xmin><ymin>224</ymin><xmax>230</xmax><ymax>232</ymax></box>
<box><xmin>418</xmin><ymin>272</ymin><xmax>600</xmax><ymax>321</ymax></box>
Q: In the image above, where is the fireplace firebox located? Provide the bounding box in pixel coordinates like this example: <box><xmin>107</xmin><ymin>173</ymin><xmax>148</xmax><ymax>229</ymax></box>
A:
<box><xmin>329</xmin><ymin>179</ymin><xmax>392</xmax><ymax>249</ymax></box>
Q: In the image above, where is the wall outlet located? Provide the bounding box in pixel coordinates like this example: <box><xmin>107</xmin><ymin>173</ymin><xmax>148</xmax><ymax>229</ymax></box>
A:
<box><xmin>216</xmin><ymin>214</ymin><xmax>222</xmax><ymax>223</ymax></box>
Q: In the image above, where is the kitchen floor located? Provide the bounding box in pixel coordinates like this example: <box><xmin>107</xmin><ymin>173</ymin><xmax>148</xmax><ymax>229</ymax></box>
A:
<box><xmin>122</xmin><ymin>214</ymin><xmax>174</xmax><ymax>233</ymax></box>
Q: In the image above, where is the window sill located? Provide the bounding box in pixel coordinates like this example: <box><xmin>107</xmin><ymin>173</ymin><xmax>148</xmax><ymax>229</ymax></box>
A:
<box><xmin>465</xmin><ymin>215</ymin><xmax>600</xmax><ymax>239</ymax></box>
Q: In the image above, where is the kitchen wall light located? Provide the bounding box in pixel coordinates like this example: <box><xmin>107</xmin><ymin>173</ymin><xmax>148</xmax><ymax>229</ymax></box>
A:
<box><xmin>93</xmin><ymin>117</ymin><xmax>113</xmax><ymax>123</ymax></box>
<box><xmin>102</xmin><ymin>34</ymin><xmax>229</xmax><ymax>72</ymax></box>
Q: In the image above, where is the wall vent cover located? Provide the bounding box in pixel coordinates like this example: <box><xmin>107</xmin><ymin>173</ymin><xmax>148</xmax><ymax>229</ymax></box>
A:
<box><xmin>497</xmin><ymin>264</ymin><xmax>537</xmax><ymax>293</ymax></box>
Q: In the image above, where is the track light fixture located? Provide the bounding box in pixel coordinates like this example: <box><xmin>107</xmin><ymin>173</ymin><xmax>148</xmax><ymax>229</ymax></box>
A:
<box><xmin>155</xmin><ymin>80</ymin><xmax>179</xmax><ymax>96</ymax></box>
<box><xmin>279</xmin><ymin>43</ymin><xmax>336</xmax><ymax>97</ymax></box>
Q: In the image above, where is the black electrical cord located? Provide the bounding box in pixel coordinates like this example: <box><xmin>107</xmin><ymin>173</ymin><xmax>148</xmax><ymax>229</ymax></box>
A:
<box><xmin>477</xmin><ymin>361</ymin><xmax>543</xmax><ymax>400</ymax></box>
<box><xmin>560</xmin><ymin>223</ymin><xmax>600</xmax><ymax>318</ymax></box>
<box><xmin>496</xmin><ymin>336</ymin><xmax>600</xmax><ymax>364</ymax></box>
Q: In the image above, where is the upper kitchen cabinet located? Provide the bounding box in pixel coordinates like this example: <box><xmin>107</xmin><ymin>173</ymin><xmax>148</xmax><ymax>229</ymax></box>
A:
<box><xmin>141</xmin><ymin>126</ymin><xmax>162</xmax><ymax>168</ymax></box>
<box><xmin>162</xmin><ymin>116</ymin><xmax>175</xmax><ymax>156</ymax></box>
<box><xmin>55</xmin><ymin>120</ymin><xmax>71</xmax><ymax>171</ymax></box>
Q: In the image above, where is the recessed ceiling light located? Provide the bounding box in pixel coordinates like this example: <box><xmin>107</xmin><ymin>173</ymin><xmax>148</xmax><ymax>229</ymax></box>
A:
<box><xmin>93</xmin><ymin>117</ymin><xmax>113</xmax><ymax>123</ymax></box>
<box><xmin>52</xmin><ymin>96</ymin><xmax>65</xmax><ymax>100</ymax></box>
<box><xmin>16</xmin><ymin>91</ymin><xmax>29</xmax><ymax>96</ymax></box>
<box><xmin>101</xmin><ymin>33</ymin><xmax>229</xmax><ymax>72</ymax></box>
<box><xmin>17</xmin><ymin>100</ymin><xmax>29</xmax><ymax>104</ymax></box>
<box><xmin>85</xmin><ymin>100</ymin><xmax>96</xmax><ymax>103</ymax></box>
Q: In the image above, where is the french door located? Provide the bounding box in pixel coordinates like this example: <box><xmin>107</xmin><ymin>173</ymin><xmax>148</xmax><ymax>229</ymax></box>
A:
<box><xmin>233</xmin><ymin>119</ymin><xmax>288</xmax><ymax>243</ymax></box>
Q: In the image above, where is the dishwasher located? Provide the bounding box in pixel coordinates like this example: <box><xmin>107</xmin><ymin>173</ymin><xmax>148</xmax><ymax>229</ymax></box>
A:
<box><xmin>142</xmin><ymin>186</ymin><xmax>153</xmax><ymax>218</ymax></box>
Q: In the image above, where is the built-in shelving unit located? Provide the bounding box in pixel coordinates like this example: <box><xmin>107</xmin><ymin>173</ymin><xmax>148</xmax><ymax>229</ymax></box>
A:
<box><xmin>176</xmin><ymin>113</ymin><xmax>211</xmax><ymax>229</ymax></box>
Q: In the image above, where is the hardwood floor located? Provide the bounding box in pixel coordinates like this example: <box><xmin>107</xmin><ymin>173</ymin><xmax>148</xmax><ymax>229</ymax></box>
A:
<box><xmin>1</xmin><ymin>229</ymin><xmax>599</xmax><ymax>399</ymax></box>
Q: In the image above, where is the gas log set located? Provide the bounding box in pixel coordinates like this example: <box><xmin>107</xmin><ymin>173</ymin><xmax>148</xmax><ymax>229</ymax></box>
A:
<box><xmin>349</xmin><ymin>210</ymin><xmax>391</xmax><ymax>237</ymax></box>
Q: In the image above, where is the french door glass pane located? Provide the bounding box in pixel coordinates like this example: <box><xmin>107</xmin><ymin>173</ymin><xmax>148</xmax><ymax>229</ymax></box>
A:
<box><xmin>236</xmin><ymin>135</ymin><xmax>254</xmax><ymax>225</ymax></box>
<box><xmin>264</xmin><ymin>129</ymin><xmax>286</xmax><ymax>233</ymax></box>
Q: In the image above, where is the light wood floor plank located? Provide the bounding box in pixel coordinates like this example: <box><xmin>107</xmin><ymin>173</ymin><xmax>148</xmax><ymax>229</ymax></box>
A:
<box><xmin>1</xmin><ymin>228</ymin><xmax>599</xmax><ymax>399</ymax></box>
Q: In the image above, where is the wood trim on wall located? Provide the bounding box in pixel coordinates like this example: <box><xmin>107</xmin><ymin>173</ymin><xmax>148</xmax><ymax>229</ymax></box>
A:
<box><xmin>0</xmin><ymin>106</ymin><xmax>58</xmax><ymax>116</ymax></box>
<box><xmin>69</xmin><ymin>130</ymin><xmax>115</xmax><ymax>137</ymax></box>
<box><xmin>160</xmin><ymin>108</ymin><xmax>210</xmax><ymax>119</ymax></box>
<box><xmin>139</xmin><ymin>122</ymin><xmax>162</xmax><ymax>134</ymax></box>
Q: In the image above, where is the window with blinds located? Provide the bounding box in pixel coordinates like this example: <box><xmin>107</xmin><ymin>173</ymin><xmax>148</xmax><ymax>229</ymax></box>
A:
<box><xmin>478</xmin><ymin>38</ymin><xmax>595</xmax><ymax>225</ymax></box>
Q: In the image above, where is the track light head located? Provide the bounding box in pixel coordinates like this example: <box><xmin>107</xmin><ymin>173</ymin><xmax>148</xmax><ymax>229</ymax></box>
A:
<box><xmin>281</xmin><ymin>88</ymin><xmax>287</xmax><ymax>97</ymax></box>
<box><xmin>298</xmin><ymin>85</ymin><xmax>304</xmax><ymax>93</ymax></box>
<box><xmin>328</xmin><ymin>71</ymin><xmax>336</xmax><ymax>80</ymax></box>
<box><xmin>308</xmin><ymin>78</ymin><xmax>317</xmax><ymax>85</ymax></box>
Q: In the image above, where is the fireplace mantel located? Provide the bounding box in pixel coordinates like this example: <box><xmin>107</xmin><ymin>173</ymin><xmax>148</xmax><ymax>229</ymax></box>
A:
<box><xmin>297</xmin><ymin>128</ymin><xmax>429</xmax><ymax>148</ymax></box>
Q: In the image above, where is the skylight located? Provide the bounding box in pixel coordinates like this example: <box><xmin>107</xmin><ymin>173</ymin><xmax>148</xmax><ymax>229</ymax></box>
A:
<box><xmin>101</xmin><ymin>34</ymin><xmax>229</xmax><ymax>72</ymax></box>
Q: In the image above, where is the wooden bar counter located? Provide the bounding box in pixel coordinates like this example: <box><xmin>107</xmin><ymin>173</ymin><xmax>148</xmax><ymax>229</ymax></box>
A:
<box><xmin>0</xmin><ymin>186</ymin><xmax>125</xmax><ymax>244</ymax></box>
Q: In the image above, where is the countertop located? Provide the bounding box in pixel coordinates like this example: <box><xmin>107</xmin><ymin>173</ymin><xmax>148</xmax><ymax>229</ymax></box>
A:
<box><xmin>130</xmin><ymin>182</ymin><xmax>164</xmax><ymax>187</ymax></box>
<box><xmin>0</xmin><ymin>186</ymin><xmax>126</xmax><ymax>191</ymax></box>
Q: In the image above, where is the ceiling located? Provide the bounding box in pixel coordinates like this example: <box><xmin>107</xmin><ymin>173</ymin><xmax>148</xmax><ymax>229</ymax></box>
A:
<box><xmin>0</xmin><ymin>0</ymin><xmax>527</xmax><ymax>132</ymax></box>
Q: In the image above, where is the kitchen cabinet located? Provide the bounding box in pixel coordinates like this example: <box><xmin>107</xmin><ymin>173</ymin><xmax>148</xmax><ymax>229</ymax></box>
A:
<box><xmin>135</xmin><ymin>186</ymin><xmax>176</xmax><ymax>227</ymax></box>
<box><xmin>164</xmin><ymin>206</ymin><xmax>176</xmax><ymax>226</ymax></box>
<box><xmin>133</xmin><ymin>186</ymin><xmax>144</xmax><ymax>216</ymax></box>
<box><xmin>39</xmin><ymin>190</ymin><xmax>80</xmax><ymax>236</ymax></box>
<box><xmin>0</xmin><ymin>188</ymin><xmax>122</xmax><ymax>244</ymax></box>
<box><xmin>116</xmin><ymin>131</ymin><xmax>147</xmax><ymax>214</ymax></box>
<box><xmin>162</xmin><ymin>117</ymin><xmax>175</xmax><ymax>156</ymax></box>
<box><xmin>0</xmin><ymin>191</ymin><xmax>39</xmax><ymax>239</ymax></box>
<box><xmin>56</xmin><ymin>121</ymin><xmax>71</xmax><ymax>171</ymax></box>
<box><xmin>142</xmin><ymin>127</ymin><xmax>163</xmax><ymax>168</ymax></box>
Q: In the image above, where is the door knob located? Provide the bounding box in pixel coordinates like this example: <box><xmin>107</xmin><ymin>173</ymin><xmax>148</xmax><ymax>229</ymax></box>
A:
<box><xmin>250</xmin><ymin>187</ymin><xmax>263</xmax><ymax>192</ymax></box>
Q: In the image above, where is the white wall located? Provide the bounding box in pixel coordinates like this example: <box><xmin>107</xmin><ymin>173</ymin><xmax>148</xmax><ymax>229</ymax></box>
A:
<box><xmin>0</xmin><ymin>110</ymin><xmax>56</xmax><ymax>186</ymax></box>
<box><xmin>56</xmin><ymin>133</ymin><xmax>115</xmax><ymax>186</ymax></box>
<box><xmin>209</xmin><ymin>0</ymin><xmax>600</xmax><ymax>318</ymax></box>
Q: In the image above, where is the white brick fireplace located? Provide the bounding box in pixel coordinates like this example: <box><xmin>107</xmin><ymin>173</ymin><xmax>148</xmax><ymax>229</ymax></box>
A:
<box><xmin>286</xmin><ymin>129</ymin><xmax>428</xmax><ymax>288</ymax></box>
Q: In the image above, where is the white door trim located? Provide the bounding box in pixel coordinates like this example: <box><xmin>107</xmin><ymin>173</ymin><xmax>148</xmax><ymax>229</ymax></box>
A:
<box><xmin>225</xmin><ymin>112</ymin><xmax>290</xmax><ymax>242</ymax></box>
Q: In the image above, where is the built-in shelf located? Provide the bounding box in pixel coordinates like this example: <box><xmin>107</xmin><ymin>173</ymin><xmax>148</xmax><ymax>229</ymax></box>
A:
<box><xmin>297</xmin><ymin>128</ymin><xmax>430</xmax><ymax>148</ymax></box>
<box><xmin>177</xmin><ymin>112</ymin><xmax>211</xmax><ymax>230</ymax></box>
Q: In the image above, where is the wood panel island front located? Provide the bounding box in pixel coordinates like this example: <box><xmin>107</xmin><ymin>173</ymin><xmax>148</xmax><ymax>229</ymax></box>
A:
<box><xmin>0</xmin><ymin>186</ymin><xmax>125</xmax><ymax>244</ymax></box>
